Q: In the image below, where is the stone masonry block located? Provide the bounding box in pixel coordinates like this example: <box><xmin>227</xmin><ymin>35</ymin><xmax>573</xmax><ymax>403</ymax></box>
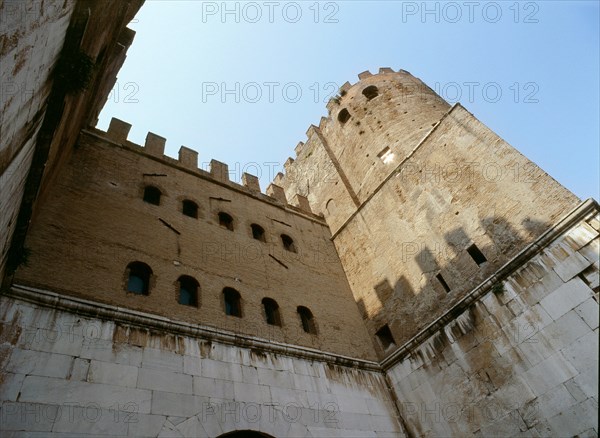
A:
<box><xmin>137</xmin><ymin>367</ymin><xmax>193</xmax><ymax>394</ymax></box>
<box><xmin>553</xmin><ymin>251</ymin><xmax>593</xmax><ymax>282</ymax></box>
<box><xmin>18</xmin><ymin>375</ymin><xmax>152</xmax><ymax>414</ymax></box>
<box><xmin>88</xmin><ymin>360</ymin><xmax>138</xmax><ymax>388</ymax></box>
<box><xmin>522</xmin><ymin>353</ymin><xmax>578</xmax><ymax>396</ymax></box>
<box><xmin>574</xmin><ymin>298</ymin><xmax>599</xmax><ymax>330</ymax></box>
<box><xmin>539</xmin><ymin>277</ymin><xmax>593</xmax><ymax>321</ymax></box>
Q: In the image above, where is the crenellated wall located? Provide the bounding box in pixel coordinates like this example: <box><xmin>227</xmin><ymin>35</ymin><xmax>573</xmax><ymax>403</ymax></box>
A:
<box><xmin>13</xmin><ymin>120</ymin><xmax>377</xmax><ymax>360</ymax></box>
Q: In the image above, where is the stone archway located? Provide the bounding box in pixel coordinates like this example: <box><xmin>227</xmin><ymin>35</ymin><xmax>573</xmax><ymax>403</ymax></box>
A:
<box><xmin>217</xmin><ymin>431</ymin><xmax>276</xmax><ymax>438</ymax></box>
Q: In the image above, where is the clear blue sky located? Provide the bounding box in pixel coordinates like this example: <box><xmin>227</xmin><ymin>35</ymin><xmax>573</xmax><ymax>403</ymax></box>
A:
<box><xmin>98</xmin><ymin>1</ymin><xmax>599</xmax><ymax>200</ymax></box>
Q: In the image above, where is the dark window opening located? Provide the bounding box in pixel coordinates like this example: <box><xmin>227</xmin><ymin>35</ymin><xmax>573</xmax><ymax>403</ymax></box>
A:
<box><xmin>126</xmin><ymin>262</ymin><xmax>152</xmax><ymax>295</ymax></box>
<box><xmin>436</xmin><ymin>273</ymin><xmax>451</xmax><ymax>293</ymax></box>
<box><xmin>143</xmin><ymin>186</ymin><xmax>161</xmax><ymax>205</ymax></box>
<box><xmin>251</xmin><ymin>224</ymin><xmax>266</xmax><ymax>242</ymax></box>
<box><xmin>338</xmin><ymin>108</ymin><xmax>351</xmax><ymax>123</ymax></box>
<box><xmin>297</xmin><ymin>306</ymin><xmax>317</xmax><ymax>334</ymax></box>
<box><xmin>467</xmin><ymin>244</ymin><xmax>487</xmax><ymax>266</ymax></box>
<box><xmin>281</xmin><ymin>234</ymin><xmax>297</xmax><ymax>253</ymax></box>
<box><xmin>218</xmin><ymin>212</ymin><xmax>234</xmax><ymax>231</ymax></box>
<box><xmin>362</xmin><ymin>85</ymin><xmax>379</xmax><ymax>100</ymax></box>
<box><xmin>375</xmin><ymin>324</ymin><xmax>395</xmax><ymax>350</ymax></box>
<box><xmin>182</xmin><ymin>200</ymin><xmax>198</xmax><ymax>218</ymax></box>
<box><xmin>262</xmin><ymin>298</ymin><xmax>281</xmax><ymax>326</ymax></box>
<box><xmin>178</xmin><ymin>275</ymin><xmax>199</xmax><ymax>306</ymax></box>
<box><xmin>223</xmin><ymin>287</ymin><xmax>241</xmax><ymax>317</ymax></box>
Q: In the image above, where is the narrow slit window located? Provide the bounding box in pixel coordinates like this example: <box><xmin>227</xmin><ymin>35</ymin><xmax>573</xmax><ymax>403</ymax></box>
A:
<box><xmin>375</xmin><ymin>324</ymin><xmax>395</xmax><ymax>350</ymax></box>
<box><xmin>467</xmin><ymin>244</ymin><xmax>487</xmax><ymax>266</ymax></box>
<box><xmin>262</xmin><ymin>298</ymin><xmax>281</xmax><ymax>326</ymax></box>
<box><xmin>143</xmin><ymin>186</ymin><xmax>161</xmax><ymax>205</ymax></box>
<box><xmin>126</xmin><ymin>262</ymin><xmax>152</xmax><ymax>295</ymax></box>
<box><xmin>297</xmin><ymin>306</ymin><xmax>317</xmax><ymax>334</ymax></box>
<box><xmin>178</xmin><ymin>276</ymin><xmax>199</xmax><ymax>307</ymax></box>
<box><xmin>251</xmin><ymin>224</ymin><xmax>266</xmax><ymax>242</ymax></box>
<box><xmin>223</xmin><ymin>287</ymin><xmax>241</xmax><ymax>317</ymax></box>
<box><xmin>182</xmin><ymin>200</ymin><xmax>198</xmax><ymax>218</ymax></box>
<box><xmin>436</xmin><ymin>273</ymin><xmax>451</xmax><ymax>293</ymax></box>
<box><xmin>218</xmin><ymin>212</ymin><xmax>234</xmax><ymax>231</ymax></box>
<box><xmin>281</xmin><ymin>234</ymin><xmax>297</xmax><ymax>253</ymax></box>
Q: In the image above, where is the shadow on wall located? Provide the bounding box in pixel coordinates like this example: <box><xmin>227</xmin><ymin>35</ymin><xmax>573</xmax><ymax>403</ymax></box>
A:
<box><xmin>358</xmin><ymin>215</ymin><xmax>551</xmax><ymax>353</ymax></box>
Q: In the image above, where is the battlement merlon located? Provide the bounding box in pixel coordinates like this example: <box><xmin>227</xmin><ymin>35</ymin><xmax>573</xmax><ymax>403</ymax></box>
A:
<box><xmin>106</xmin><ymin>118</ymin><xmax>131</xmax><ymax>143</ymax></box>
<box><xmin>178</xmin><ymin>146</ymin><xmax>198</xmax><ymax>169</ymax></box>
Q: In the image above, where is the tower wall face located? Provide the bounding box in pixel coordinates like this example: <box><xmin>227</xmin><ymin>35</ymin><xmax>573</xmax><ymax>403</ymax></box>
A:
<box><xmin>12</xmin><ymin>128</ymin><xmax>376</xmax><ymax>360</ymax></box>
<box><xmin>282</xmin><ymin>71</ymin><xmax>580</xmax><ymax>357</ymax></box>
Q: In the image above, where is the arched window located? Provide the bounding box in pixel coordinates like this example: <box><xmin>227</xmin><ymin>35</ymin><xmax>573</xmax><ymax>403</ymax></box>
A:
<box><xmin>143</xmin><ymin>186</ymin><xmax>161</xmax><ymax>205</ymax></box>
<box><xmin>126</xmin><ymin>262</ymin><xmax>152</xmax><ymax>295</ymax></box>
<box><xmin>281</xmin><ymin>234</ymin><xmax>296</xmax><ymax>253</ymax></box>
<box><xmin>251</xmin><ymin>224</ymin><xmax>266</xmax><ymax>242</ymax></box>
<box><xmin>297</xmin><ymin>306</ymin><xmax>317</xmax><ymax>334</ymax></box>
<box><xmin>223</xmin><ymin>287</ymin><xmax>241</xmax><ymax>317</ymax></box>
<box><xmin>178</xmin><ymin>275</ymin><xmax>199</xmax><ymax>306</ymax></box>
<box><xmin>218</xmin><ymin>431</ymin><xmax>275</xmax><ymax>438</ymax></box>
<box><xmin>218</xmin><ymin>212</ymin><xmax>234</xmax><ymax>231</ymax></box>
<box><xmin>337</xmin><ymin>108</ymin><xmax>351</xmax><ymax>124</ymax></box>
<box><xmin>362</xmin><ymin>85</ymin><xmax>379</xmax><ymax>100</ymax></box>
<box><xmin>182</xmin><ymin>200</ymin><xmax>198</xmax><ymax>218</ymax></box>
<box><xmin>262</xmin><ymin>298</ymin><xmax>281</xmax><ymax>326</ymax></box>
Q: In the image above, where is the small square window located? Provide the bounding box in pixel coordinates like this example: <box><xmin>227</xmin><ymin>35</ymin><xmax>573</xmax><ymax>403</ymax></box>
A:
<box><xmin>376</xmin><ymin>325</ymin><xmax>395</xmax><ymax>350</ymax></box>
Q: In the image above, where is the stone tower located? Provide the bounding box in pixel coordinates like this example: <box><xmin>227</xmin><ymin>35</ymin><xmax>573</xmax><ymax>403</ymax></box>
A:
<box><xmin>280</xmin><ymin>68</ymin><xmax>581</xmax><ymax>357</ymax></box>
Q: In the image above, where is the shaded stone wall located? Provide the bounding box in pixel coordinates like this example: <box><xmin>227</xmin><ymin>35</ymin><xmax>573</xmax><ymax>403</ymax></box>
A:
<box><xmin>0</xmin><ymin>0</ymin><xmax>76</xmax><ymax>278</ymax></box>
<box><xmin>386</xmin><ymin>211</ymin><xmax>599</xmax><ymax>437</ymax></box>
<box><xmin>0</xmin><ymin>0</ymin><xmax>143</xmax><ymax>282</ymax></box>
